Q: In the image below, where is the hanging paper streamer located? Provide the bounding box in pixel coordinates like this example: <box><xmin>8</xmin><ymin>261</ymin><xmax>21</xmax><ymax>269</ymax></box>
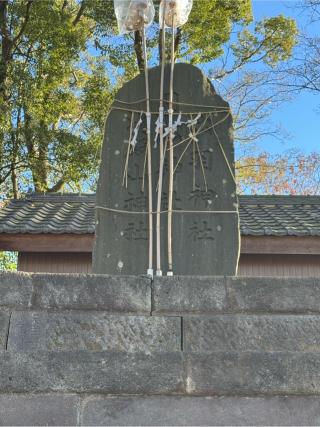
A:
<box><xmin>159</xmin><ymin>0</ymin><xmax>193</xmax><ymax>28</ymax></box>
<box><xmin>186</xmin><ymin>113</ymin><xmax>201</xmax><ymax>129</ymax></box>
<box><xmin>154</xmin><ymin>116</ymin><xmax>161</xmax><ymax>147</ymax></box>
<box><xmin>154</xmin><ymin>112</ymin><xmax>200</xmax><ymax>145</ymax></box>
<box><xmin>114</xmin><ymin>0</ymin><xmax>155</xmax><ymax>34</ymax></box>
<box><xmin>130</xmin><ymin>112</ymin><xmax>143</xmax><ymax>149</ymax></box>
<box><xmin>163</xmin><ymin>112</ymin><xmax>182</xmax><ymax>138</ymax></box>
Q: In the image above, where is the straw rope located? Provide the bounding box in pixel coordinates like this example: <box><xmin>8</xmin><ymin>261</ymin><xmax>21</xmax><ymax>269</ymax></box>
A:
<box><xmin>114</xmin><ymin>97</ymin><xmax>231</xmax><ymax>110</ymax></box>
<box><xmin>168</xmin><ymin>111</ymin><xmax>231</xmax><ymax>151</ymax></box>
<box><xmin>208</xmin><ymin>115</ymin><xmax>237</xmax><ymax>184</ymax></box>
<box><xmin>122</xmin><ymin>111</ymin><xmax>134</xmax><ymax>188</ymax></box>
<box><xmin>96</xmin><ymin>206</ymin><xmax>238</xmax><ymax>215</ymax></box>
<box><xmin>156</xmin><ymin>1</ymin><xmax>167</xmax><ymax>275</ymax></box>
<box><xmin>110</xmin><ymin>106</ymin><xmax>230</xmax><ymax>115</ymax></box>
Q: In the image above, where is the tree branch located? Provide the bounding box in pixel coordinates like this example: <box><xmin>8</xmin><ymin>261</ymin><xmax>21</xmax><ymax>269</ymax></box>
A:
<box><xmin>0</xmin><ymin>1</ymin><xmax>9</xmax><ymax>36</ymax></box>
<box><xmin>12</xmin><ymin>1</ymin><xmax>33</xmax><ymax>47</ymax></box>
<box><xmin>48</xmin><ymin>178</ymin><xmax>65</xmax><ymax>193</ymax></box>
<box><xmin>0</xmin><ymin>1</ymin><xmax>11</xmax><ymax>101</ymax></box>
<box><xmin>73</xmin><ymin>1</ymin><xmax>85</xmax><ymax>26</ymax></box>
<box><xmin>61</xmin><ymin>0</ymin><xmax>68</xmax><ymax>11</ymax></box>
<box><xmin>214</xmin><ymin>32</ymin><xmax>277</xmax><ymax>80</ymax></box>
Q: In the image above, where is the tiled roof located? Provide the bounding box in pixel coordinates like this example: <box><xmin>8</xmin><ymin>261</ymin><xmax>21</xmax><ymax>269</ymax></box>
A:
<box><xmin>0</xmin><ymin>194</ymin><xmax>96</xmax><ymax>235</ymax></box>
<box><xmin>0</xmin><ymin>193</ymin><xmax>320</xmax><ymax>237</ymax></box>
<box><xmin>240</xmin><ymin>195</ymin><xmax>320</xmax><ymax>237</ymax></box>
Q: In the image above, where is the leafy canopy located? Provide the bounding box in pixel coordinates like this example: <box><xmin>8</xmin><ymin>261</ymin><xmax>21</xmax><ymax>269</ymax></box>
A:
<box><xmin>0</xmin><ymin>0</ymin><xmax>298</xmax><ymax>197</ymax></box>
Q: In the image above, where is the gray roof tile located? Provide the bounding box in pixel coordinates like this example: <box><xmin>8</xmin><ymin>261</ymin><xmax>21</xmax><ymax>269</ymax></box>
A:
<box><xmin>0</xmin><ymin>193</ymin><xmax>320</xmax><ymax>237</ymax></box>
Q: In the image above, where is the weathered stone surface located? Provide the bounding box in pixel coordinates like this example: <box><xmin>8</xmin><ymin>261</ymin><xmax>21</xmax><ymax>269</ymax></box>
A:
<box><xmin>0</xmin><ymin>271</ymin><xmax>32</xmax><ymax>308</ymax></box>
<box><xmin>0</xmin><ymin>394</ymin><xmax>79</xmax><ymax>426</ymax></box>
<box><xmin>184</xmin><ymin>315</ymin><xmax>320</xmax><ymax>352</ymax></box>
<box><xmin>0</xmin><ymin>312</ymin><xmax>9</xmax><ymax>349</ymax></box>
<box><xmin>0</xmin><ymin>351</ymin><xmax>183</xmax><ymax>393</ymax></box>
<box><xmin>93</xmin><ymin>63</ymin><xmax>240</xmax><ymax>276</ymax></box>
<box><xmin>153</xmin><ymin>276</ymin><xmax>227</xmax><ymax>314</ymax></box>
<box><xmin>81</xmin><ymin>396</ymin><xmax>320</xmax><ymax>426</ymax></box>
<box><xmin>185</xmin><ymin>352</ymin><xmax>320</xmax><ymax>394</ymax></box>
<box><xmin>8</xmin><ymin>311</ymin><xmax>181</xmax><ymax>352</ymax></box>
<box><xmin>32</xmin><ymin>273</ymin><xmax>151</xmax><ymax>313</ymax></box>
<box><xmin>227</xmin><ymin>277</ymin><xmax>320</xmax><ymax>313</ymax></box>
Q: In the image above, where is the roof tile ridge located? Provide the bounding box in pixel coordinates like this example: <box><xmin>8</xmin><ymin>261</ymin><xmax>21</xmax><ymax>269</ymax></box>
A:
<box><xmin>280</xmin><ymin>204</ymin><xmax>319</xmax><ymax>236</ymax></box>
<box><xmin>238</xmin><ymin>194</ymin><xmax>320</xmax><ymax>206</ymax></box>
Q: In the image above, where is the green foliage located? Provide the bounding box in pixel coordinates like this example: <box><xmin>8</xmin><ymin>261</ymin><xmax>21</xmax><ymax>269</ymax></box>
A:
<box><xmin>0</xmin><ymin>252</ymin><xmax>17</xmax><ymax>271</ymax></box>
<box><xmin>0</xmin><ymin>0</ymin><xmax>299</xmax><ymax>197</ymax></box>
<box><xmin>183</xmin><ymin>0</ymin><xmax>253</xmax><ymax>63</ymax></box>
<box><xmin>0</xmin><ymin>0</ymin><xmax>113</xmax><ymax>195</ymax></box>
<box><xmin>233</xmin><ymin>15</ymin><xmax>298</xmax><ymax>67</ymax></box>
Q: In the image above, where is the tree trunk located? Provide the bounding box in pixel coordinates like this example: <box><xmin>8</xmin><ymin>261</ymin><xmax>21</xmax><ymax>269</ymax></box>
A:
<box><xmin>11</xmin><ymin>164</ymin><xmax>18</xmax><ymax>198</ymax></box>
<box><xmin>10</xmin><ymin>131</ymin><xmax>19</xmax><ymax>199</ymax></box>
<box><xmin>159</xmin><ymin>29</ymin><xmax>164</xmax><ymax>62</ymax></box>
<box><xmin>0</xmin><ymin>1</ymin><xmax>11</xmax><ymax>151</ymax></box>
<box><xmin>48</xmin><ymin>178</ymin><xmax>65</xmax><ymax>193</ymax></box>
<box><xmin>174</xmin><ymin>28</ymin><xmax>181</xmax><ymax>58</ymax></box>
<box><xmin>24</xmin><ymin>111</ymin><xmax>48</xmax><ymax>192</ymax></box>
<box><xmin>0</xmin><ymin>1</ymin><xmax>11</xmax><ymax>101</ymax></box>
<box><xmin>33</xmin><ymin>122</ymin><xmax>49</xmax><ymax>192</ymax></box>
<box><xmin>134</xmin><ymin>30</ymin><xmax>145</xmax><ymax>73</ymax></box>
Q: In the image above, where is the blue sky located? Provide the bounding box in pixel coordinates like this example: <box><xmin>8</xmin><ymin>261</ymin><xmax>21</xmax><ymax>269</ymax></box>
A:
<box><xmin>103</xmin><ymin>1</ymin><xmax>319</xmax><ymax>157</ymax></box>
<box><xmin>252</xmin><ymin>0</ymin><xmax>319</xmax><ymax>154</ymax></box>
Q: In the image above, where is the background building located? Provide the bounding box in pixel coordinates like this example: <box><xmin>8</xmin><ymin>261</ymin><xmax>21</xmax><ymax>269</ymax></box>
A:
<box><xmin>0</xmin><ymin>193</ymin><xmax>319</xmax><ymax>276</ymax></box>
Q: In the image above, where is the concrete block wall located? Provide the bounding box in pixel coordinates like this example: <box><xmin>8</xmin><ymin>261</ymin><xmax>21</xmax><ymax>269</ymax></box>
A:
<box><xmin>1</xmin><ymin>272</ymin><xmax>320</xmax><ymax>425</ymax></box>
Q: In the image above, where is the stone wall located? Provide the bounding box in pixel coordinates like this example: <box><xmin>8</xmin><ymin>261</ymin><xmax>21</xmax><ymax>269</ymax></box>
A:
<box><xmin>1</xmin><ymin>272</ymin><xmax>320</xmax><ymax>425</ymax></box>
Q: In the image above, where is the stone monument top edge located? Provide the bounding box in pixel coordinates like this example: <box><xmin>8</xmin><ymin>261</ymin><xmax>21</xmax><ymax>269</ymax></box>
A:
<box><xmin>112</xmin><ymin>63</ymin><xmax>231</xmax><ymax>114</ymax></box>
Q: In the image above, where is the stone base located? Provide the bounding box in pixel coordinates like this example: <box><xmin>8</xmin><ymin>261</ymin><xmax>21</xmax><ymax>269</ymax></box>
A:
<box><xmin>1</xmin><ymin>272</ymin><xmax>320</xmax><ymax>425</ymax></box>
<box><xmin>1</xmin><ymin>395</ymin><xmax>320</xmax><ymax>426</ymax></box>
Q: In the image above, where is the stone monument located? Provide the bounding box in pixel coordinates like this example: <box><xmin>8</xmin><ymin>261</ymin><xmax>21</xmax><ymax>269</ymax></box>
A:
<box><xmin>93</xmin><ymin>63</ymin><xmax>240</xmax><ymax>275</ymax></box>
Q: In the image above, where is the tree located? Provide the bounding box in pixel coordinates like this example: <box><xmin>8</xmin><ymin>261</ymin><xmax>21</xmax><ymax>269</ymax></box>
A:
<box><xmin>211</xmin><ymin>68</ymin><xmax>292</xmax><ymax>146</ymax></box>
<box><xmin>89</xmin><ymin>0</ymin><xmax>297</xmax><ymax>71</ymax></box>
<box><xmin>0</xmin><ymin>251</ymin><xmax>17</xmax><ymax>271</ymax></box>
<box><xmin>230</xmin><ymin>0</ymin><xmax>320</xmax><ymax>196</ymax></box>
<box><xmin>271</xmin><ymin>1</ymin><xmax>320</xmax><ymax>98</ymax></box>
<box><xmin>300</xmin><ymin>0</ymin><xmax>320</xmax><ymax>19</ymax></box>
<box><xmin>0</xmin><ymin>1</ymin><xmax>114</xmax><ymax>196</ymax></box>
<box><xmin>275</xmin><ymin>36</ymin><xmax>320</xmax><ymax>98</ymax></box>
<box><xmin>231</xmin><ymin>0</ymin><xmax>319</xmax><ymax>196</ymax></box>
<box><xmin>0</xmin><ymin>0</ymin><xmax>299</xmax><ymax>197</ymax></box>
<box><xmin>237</xmin><ymin>150</ymin><xmax>320</xmax><ymax>194</ymax></box>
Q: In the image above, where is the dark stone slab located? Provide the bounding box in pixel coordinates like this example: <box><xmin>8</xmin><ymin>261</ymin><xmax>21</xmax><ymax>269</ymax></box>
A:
<box><xmin>31</xmin><ymin>273</ymin><xmax>151</xmax><ymax>313</ymax></box>
<box><xmin>228</xmin><ymin>277</ymin><xmax>320</xmax><ymax>313</ymax></box>
<box><xmin>8</xmin><ymin>311</ymin><xmax>181</xmax><ymax>352</ymax></box>
<box><xmin>184</xmin><ymin>315</ymin><xmax>320</xmax><ymax>352</ymax></box>
<box><xmin>185</xmin><ymin>352</ymin><xmax>320</xmax><ymax>394</ymax></box>
<box><xmin>0</xmin><ymin>312</ymin><xmax>9</xmax><ymax>349</ymax></box>
<box><xmin>0</xmin><ymin>351</ymin><xmax>183</xmax><ymax>393</ymax></box>
<box><xmin>81</xmin><ymin>396</ymin><xmax>320</xmax><ymax>426</ymax></box>
<box><xmin>152</xmin><ymin>276</ymin><xmax>227</xmax><ymax>314</ymax></box>
<box><xmin>0</xmin><ymin>271</ymin><xmax>32</xmax><ymax>308</ymax></box>
<box><xmin>0</xmin><ymin>394</ymin><xmax>79</xmax><ymax>426</ymax></box>
<box><xmin>93</xmin><ymin>63</ymin><xmax>240</xmax><ymax>275</ymax></box>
